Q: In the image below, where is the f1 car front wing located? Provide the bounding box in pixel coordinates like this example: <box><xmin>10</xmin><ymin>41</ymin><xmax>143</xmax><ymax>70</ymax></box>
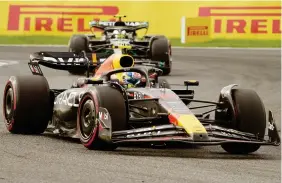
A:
<box><xmin>111</xmin><ymin>111</ymin><xmax>280</xmax><ymax>146</ymax></box>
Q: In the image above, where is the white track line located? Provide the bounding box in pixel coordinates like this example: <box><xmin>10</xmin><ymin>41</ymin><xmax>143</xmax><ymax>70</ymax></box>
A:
<box><xmin>0</xmin><ymin>44</ymin><xmax>67</xmax><ymax>47</ymax></box>
<box><xmin>0</xmin><ymin>44</ymin><xmax>280</xmax><ymax>50</ymax></box>
<box><xmin>0</xmin><ymin>60</ymin><xmax>19</xmax><ymax>67</ymax></box>
<box><xmin>173</xmin><ymin>47</ymin><xmax>281</xmax><ymax>50</ymax></box>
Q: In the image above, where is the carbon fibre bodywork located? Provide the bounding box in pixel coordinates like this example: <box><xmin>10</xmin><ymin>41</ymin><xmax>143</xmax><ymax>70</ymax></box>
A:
<box><xmin>46</xmin><ymin>85</ymin><xmax>280</xmax><ymax>148</ymax></box>
<box><xmin>3</xmin><ymin>51</ymin><xmax>280</xmax><ymax>153</ymax></box>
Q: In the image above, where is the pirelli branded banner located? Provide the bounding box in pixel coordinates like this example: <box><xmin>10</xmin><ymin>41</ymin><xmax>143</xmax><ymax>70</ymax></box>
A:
<box><xmin>181</xmin><ymin>17</ymin><xmax>213</xmax><ymax>43</ymax></box>
<box><xmin>0</xmin><ymin>1</ymin><xmax>281</xmax><ymax>40</ymax></box>
<box><xmin>181</xmin><ymin>5</ymin><xmax>281</xmax><ymax>43</ymax></box>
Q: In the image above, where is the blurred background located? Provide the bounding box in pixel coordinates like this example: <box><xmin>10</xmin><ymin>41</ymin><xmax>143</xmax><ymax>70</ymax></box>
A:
<box><xmin>0</xmin><ymin>0</ymin><xmax>280</xmax><ymax>47</ymax></box>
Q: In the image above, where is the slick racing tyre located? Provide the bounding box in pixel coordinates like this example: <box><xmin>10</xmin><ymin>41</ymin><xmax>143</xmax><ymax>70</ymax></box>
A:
<box><xmin>68</xmin><ymin>34</ymin><xmax>90</xmax><ymax>75</ymax></box>
<box><xmin>77</xmin><ymin>86</ymin><xmax>127</xmax><ymax>150</ymax></box>
<box><xmin>216</xmin><ymin>89</ymin><xmax>266</xmax><ymax>154</ymax></box>
<box><xmin>150</xmin><ymin>37</ymin><xmax>172</xmax><ymax>76</ymax></box>
<box><xmin>68</xmin><ymin>34</ymin><xmax>91</xmax><ymax>54</ymax></box>
<box><xmin>3</xmin><ymin>75</ymin><xmax>52</xmax><ymax>134</ymax></box>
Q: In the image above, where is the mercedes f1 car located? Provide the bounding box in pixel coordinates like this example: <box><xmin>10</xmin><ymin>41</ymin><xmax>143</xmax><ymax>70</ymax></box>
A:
<box><xmin>67</xmin><ymin>15</ymin><xmax>172</xmax><ymax>75</ymax></box>
<box><xmin>2</xmin><ymin>50</ymin><xmax>280</xmax><ymax>154</ymax></box>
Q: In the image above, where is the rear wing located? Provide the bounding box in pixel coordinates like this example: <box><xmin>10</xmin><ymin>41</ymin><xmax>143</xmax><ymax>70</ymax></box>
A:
<box><xmin>28</xmin><ymin>51</ymin><xmax>163</xmax><ymax>76</ymax></box>
<box><xmin>89</xmin><ymin>21</ymin><xmax>149</xmax><ymax>30</ymax></box>
<box><xmin>28</xmin><ymin>51</ymin><xmax>107</xmax><ymax>76</ymax></box>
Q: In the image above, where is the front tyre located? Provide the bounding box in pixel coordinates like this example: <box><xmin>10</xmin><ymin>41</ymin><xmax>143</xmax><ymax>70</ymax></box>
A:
<box><xmin>150</xmin><ymin>37</ymin><xmax>172</xmax><ymax>76</ymax></box>
<box><xmin>77</xmin><ymin>86</ymin><xmax>127</xmax><ymax>150</ymax></box>
<box><xmin>218</xmin><ymin>89</ymin><xmax>266</xmax><ymax>154</ymax></box>
<box><xmin>78</xmin><ymin>95</ymin><xmax>102</xmax><ymax>149</ymax></box>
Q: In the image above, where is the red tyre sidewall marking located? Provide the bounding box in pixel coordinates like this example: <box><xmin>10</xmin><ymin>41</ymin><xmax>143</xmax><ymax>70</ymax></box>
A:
<box><xmin>3</xmin><ymin>80</ymin><xmax>17</xmax><ymax>131</ymax></box>
<box><xmin>77</xmin><ymin>91</ymin><xmax>99</xmax><ymax>147</ymax></box>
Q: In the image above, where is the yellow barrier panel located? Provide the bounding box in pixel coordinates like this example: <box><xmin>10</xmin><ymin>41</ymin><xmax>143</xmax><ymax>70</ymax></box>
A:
<box><xmin>183</xmin><ymin>17</ymin><xmax>212</xmax><ymax>43</ymax></box>
<box><xmin>0</xmin><ymin>1</ymin><xmax>280</xmax><ymax>40</ymax></box>
<box><xmin>201</xmin><ymin>6</ymin><xmax>281</xmax><ymax>40</ymax></box>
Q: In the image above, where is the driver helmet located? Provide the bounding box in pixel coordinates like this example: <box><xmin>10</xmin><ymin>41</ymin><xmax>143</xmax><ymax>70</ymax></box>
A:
<box><xmin>124</xmin><ymin>72</ymin><xmax>141</xmax><ymax>86</ymax></box>
<box><xmin>110</xmin><ymin>72</ymin><xmax>145</xmax><ymax>88</ymax></box>
<box><xmin>113</xmin><ymin>30</ymin><xmax>119</xmax><ymax>35</ymax></box>
<box><xmin>112</xmin><ymin>30</ymin><xmax>119</xmax><ymax>38</ymax></box>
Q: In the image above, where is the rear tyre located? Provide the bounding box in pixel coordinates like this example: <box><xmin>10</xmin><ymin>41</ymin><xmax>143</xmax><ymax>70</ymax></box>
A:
<box><xmin>68</xmin><ymin>34</ymin><xmax>90</xmax><ymax>53</ymax></box>
<box><xmin>219</xmin><ymin>89</ymin><xmax>266</xmax><ymax>154</ymax></box>
<box><xmin>162</xmin><ymin>67</ymin><xmax>171</xmax><ymax>76</ymax></box>
<box><xmin>3</xmin><ymin>75</ymin><xmax>52</xmax><ymax>134</ymax></box>
<box><xmin>150</xmin><ymin>37</ymin><xmax>172</xmax><ymax>76</ymax></box>
<box><xmin>78</xmin><ymin>86</ymin><xmax>127</xmax><ymax>150</ymax></box>
<box><xmin>68</xmin><ymin>34</ymin><xmax>90</xmax><ymax>75</ymax></box>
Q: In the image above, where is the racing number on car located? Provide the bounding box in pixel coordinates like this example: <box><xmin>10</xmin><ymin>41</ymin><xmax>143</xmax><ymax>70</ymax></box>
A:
<box><xmin>134</xmin><ymin>92</ymin><xmax>144</xmax><ymax>99</ymax></box>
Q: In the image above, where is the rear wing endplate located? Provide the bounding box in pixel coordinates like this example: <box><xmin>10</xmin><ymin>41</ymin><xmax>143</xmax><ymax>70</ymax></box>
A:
<box><xmin>28</xmin><ymin>61</ymin><xmax>44</xmax><ymax>76</ymax></box>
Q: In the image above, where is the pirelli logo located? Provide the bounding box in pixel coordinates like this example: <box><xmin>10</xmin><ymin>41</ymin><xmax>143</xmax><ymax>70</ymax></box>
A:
<box><xmin>198</xmin><ymin>6</ymin><xmax>281</xmax><ymax>34</ymax></box>
<box><xmin>7</xmin><ymin>5</ymin><xmax>119</xmax><ymax>32</ymax></box>
<box><xmin>198</xmin><ymin>6</ymin><xmax>281</xmax><ymax>17</ymax></box>
<box><xmin>187</xmin><ymin>26</ymin><xmax>208</xmax><ymax>36</ymax></box>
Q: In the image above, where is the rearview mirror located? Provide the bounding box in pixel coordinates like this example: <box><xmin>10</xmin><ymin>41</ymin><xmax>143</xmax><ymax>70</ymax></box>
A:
<box><xmin>184</xmin><ymin>80</ymin><xmax>199</xmax><ymax>86</ymax></box>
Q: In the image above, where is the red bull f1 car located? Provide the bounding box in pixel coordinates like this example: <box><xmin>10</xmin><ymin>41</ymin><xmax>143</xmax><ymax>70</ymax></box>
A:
<box><xmin>2</xmin><ymin>50</ymin><xmax>280</xmax><ymax>154</ymax></box>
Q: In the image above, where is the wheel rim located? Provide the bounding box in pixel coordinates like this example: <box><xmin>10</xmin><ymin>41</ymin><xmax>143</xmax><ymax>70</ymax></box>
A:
<box><xmin>4</xmin><ymin>87</ymin><xmax>14</xmax><ymax>124</ymax></box>
<box><xmin>80</xmin><ymin>99</ymin><xmax>96</xmax><ymax>139</ymax></box>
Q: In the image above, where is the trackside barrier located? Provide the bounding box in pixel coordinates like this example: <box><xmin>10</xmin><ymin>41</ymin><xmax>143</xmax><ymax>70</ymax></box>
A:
<box><xmin>181</xmin><ymin>5</ymin><xmax>281</xmax><ymax>43</ymax></box>
<box><xmin>0</xmin><ymin>1</ymin><xmax>280</xmax><ymax>41</ymax></box>
<box><xmin>181</xmin><ymin>17</ymin><xmax>213</xmax><ymax>43</ymax></box>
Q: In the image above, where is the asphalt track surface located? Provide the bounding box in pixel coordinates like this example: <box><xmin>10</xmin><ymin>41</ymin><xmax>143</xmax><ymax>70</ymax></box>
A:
<box><xmin>0</xmin><ymin>46</ymin><xmax>280</xmax><ymax>183</ymax></box>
